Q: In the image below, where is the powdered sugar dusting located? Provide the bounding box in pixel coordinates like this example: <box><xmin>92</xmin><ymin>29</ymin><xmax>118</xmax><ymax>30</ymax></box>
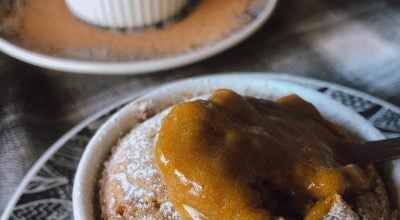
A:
<box><xmin>160</xmin><ymin>201</ymin><xmax>180</xmax><ymax>219</ymax></box>
<box><xmin>111</xmin><ymin>173</ymin><xmax>154</xmax><ymax>201</ymax></box>
<box><xmin>101</xmin><ymin>107</ymin><xmax>180</xmax><ymax>219</ymax></box>
<box><xmin>323</xmin><ymin>195</ymin><xmax>359</xmax><ymax>220</ymax></box>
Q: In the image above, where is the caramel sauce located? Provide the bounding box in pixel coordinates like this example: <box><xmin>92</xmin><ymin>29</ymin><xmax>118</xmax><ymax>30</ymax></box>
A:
<box><xmin>155</xmin><ymin>89</ymin><xmax>353</xmax><ymax>219</ymax></box>
<box><xmin>305</xmin><ymin>194</ymin><xmax>339</xmax><ymax>220</ymax></box>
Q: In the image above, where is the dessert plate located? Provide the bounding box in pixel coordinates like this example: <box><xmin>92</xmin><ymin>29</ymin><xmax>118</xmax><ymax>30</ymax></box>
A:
<box><xmin>0</xmin><ymin>0</ymin><xmax>277</xmax><ymax>74</ymax></box>
<box><xmin>1</xmin><ymin>73</ymin><xmax>399</xmax><ymax>220</ymax></box>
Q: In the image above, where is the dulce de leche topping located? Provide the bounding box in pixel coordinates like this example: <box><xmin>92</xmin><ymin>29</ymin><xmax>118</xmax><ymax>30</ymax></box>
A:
<box><xmin>155</xmin><ymin>89</ymin><xmax>353</xmax><ymax>219</ymax></box>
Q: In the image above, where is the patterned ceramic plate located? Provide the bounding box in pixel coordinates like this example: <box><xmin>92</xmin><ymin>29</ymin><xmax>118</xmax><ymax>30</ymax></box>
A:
<box><xmin>1</xmin><ymin>74</ymin><xmax>399</xmax><ymax>220</ymax></box>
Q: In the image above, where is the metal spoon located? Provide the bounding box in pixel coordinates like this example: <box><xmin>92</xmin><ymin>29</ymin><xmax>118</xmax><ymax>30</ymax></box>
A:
<box><xmin>340</xmin><ymin>138</ymin><xmax>400</xmax><ymax>165</ymax></box>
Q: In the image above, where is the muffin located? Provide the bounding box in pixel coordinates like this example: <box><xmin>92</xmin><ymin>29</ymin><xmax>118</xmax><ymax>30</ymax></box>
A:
<box><xmin>100</xmin><ymin>89</ymin><xmax>395</xmax><ymax>219</ymax></box>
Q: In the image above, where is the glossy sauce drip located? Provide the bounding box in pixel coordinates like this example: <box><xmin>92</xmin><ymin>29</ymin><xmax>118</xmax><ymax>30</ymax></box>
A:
<box><xmin>155</xmin><ymin>89</ymin><xmax>351</xmax><ymax>219</ymax></box>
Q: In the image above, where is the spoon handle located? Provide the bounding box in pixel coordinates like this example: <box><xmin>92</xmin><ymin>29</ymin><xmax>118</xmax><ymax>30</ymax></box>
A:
<box><xmin>349</xmin><ymin>138</ymin><xmax>400</xmax><ymax>165</ymax></box>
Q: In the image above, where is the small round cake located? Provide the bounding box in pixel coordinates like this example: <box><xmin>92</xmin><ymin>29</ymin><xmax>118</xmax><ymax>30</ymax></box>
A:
<box><xmin>65</xmin><ymin>0</ymin><xmax>189</xmax><ymax>28</ymax></box>
<box><xmin>100</xmin><ymin>90</ymin><xmax>394</xmax><ymax>219</ymax></box>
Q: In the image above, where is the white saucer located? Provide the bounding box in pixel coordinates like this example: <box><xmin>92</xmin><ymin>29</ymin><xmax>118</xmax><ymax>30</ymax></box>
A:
<box><xmin>0</xmin><ymin>1</ymin><xmax>277</xmax><ymax>74</ymax></box>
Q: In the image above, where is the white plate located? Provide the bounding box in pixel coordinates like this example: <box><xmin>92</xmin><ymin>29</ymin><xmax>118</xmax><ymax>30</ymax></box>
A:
<box><xmin>72</xmin><ymin>74</ymin><xmax>395</xmax><ymax>219</ymax></box>
<box><xmin>0</xmin><ymin>1</ymin><xmax>277</xmax><ymax>74</ymax></box>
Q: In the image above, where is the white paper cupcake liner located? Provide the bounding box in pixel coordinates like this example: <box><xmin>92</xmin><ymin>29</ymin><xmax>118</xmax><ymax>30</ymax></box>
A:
<box><xmin>65</xmin><ymin>0</ymin><xmax>189</xmax><ymax>28</ymax></box>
